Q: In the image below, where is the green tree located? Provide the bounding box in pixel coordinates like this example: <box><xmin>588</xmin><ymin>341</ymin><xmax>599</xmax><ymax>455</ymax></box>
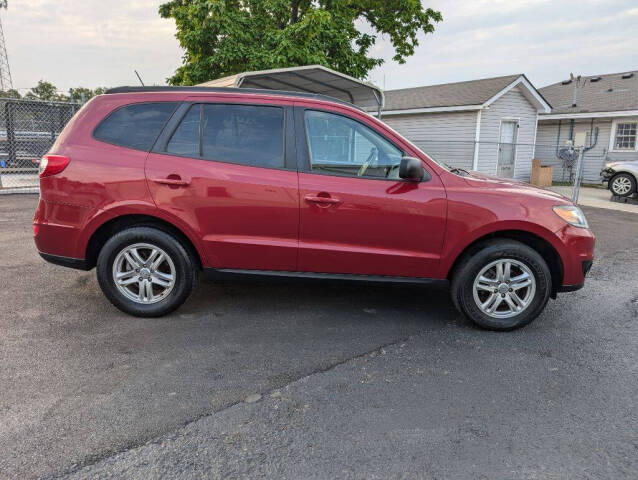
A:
<box><xmin>159</xmin><ymin>0</ymin><xmax>442</xmax><ymax>85</ymax></box>
<box><xmin>24</xmin><ymin>80</ymin><xmax>64</xmax><ymax>101</ymax></box>
<box><xmin>0</xmin><ymin>88</ymin><xmax>21</xmax><ymax>98</ymax></box>
<box><xmin>69</xmin><ymin>86</ymin><xmax>107</xmax><ymax>102</ymax></box>
<box><xmin>21</xmin><ymin>81</ymin><xmax>108</xmax><ymax>102</ymax></box>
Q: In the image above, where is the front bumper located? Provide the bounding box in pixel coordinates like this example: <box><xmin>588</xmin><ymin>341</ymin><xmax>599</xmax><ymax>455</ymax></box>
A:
<box><xmin>556</xmin><ymin>260</ymin><xmax>593</xmax><ymax>293</ymax></box>
<box><xmin>554</xmin><ymin>224</ymin><xmax>595</xmax><ymax>289</ymax></box>
<box><xmin>600</xmin><ymin>167</ymin><xmax>615</xmax><ymax>185</ymax></box>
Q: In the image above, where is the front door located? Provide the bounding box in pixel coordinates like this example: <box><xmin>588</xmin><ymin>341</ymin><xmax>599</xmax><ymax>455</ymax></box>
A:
<box><xmin>296</xmin><ymin>107</ymin><xmax>447</xmax><ymax>279</ymax></box>
<box><xmin>146</xmin><ymin>100</ymin><xmax>299</xmax><ymax>271</ymax></box>
<box><xmin>497</xmin><ymin>120</ymin><xmax>518</xmax><ymax>178</ymax></box>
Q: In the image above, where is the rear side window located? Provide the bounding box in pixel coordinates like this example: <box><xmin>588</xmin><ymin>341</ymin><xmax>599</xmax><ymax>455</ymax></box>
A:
<box><xmin>163</xmin><ymin>103</ymin><xmax>285</xmax><ymax>169</ymax></box>
<box><xmin>94</xmin><ymin>102</ymin><xmax>177</xmax><ymax>151</ymax></box>
<box><xmin>201</xmin><ymin>104</ymin><xmax>284</xmax><ymax>168</ymax></box>
<box><xmin>167</xmin><ymin>105</ymin><xmax>200</xmax><ymax>157</ymax></box>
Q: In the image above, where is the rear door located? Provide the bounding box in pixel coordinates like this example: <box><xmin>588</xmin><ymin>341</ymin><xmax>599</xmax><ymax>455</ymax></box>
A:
<box><xmin>146</xmin><ymin>97</ymin><xmax>299</xmax><ymax>271</ymax></box>
<box><xmin>295</xmin><ymin>105</ymin><xmax>447</xmax><ymax>278</ymax></box>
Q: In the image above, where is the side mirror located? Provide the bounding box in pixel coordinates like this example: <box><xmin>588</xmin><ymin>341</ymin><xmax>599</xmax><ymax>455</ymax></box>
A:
<box><xmin>399</xmin><ymin>156</ymin><xmax>425</xmax><ymax>181</ymax></box>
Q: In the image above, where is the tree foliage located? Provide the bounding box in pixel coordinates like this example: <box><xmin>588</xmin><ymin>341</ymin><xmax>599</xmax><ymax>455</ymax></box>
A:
<box><xmin>0</xmin><ymin>88</ymin><xmax>21</xmax><ymax>99</ymax></box>
<box><xmin>68</xmin><ymin>86</ymin><xmax>108</xmax><ymax>103</ymax></box>
<box><xmin>24</xmin><ymin>81</ymin><xmax>65</xmax><ymax>101</ymax></box>
<box><xmin>7</xmin><ymin>81</ymin><xmax>108</xmax><ymax>102</ymax></box>
<box><xmin>159</xmin><ymin>0</ymin><xmax>442</xmax><ymax>85</ymax></box>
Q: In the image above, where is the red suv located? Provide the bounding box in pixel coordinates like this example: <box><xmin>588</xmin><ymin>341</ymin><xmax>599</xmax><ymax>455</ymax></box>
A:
<box><xmin>34</xmin><ymin>87</ymin><xmax>594</xmax><ymax>330</ymax></box>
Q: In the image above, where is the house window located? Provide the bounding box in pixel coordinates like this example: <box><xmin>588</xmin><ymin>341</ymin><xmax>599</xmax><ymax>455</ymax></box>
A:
<box><xmin>614</xmin><ymin>123</ymin><xmax>637</xmax><ymax>150</ymax></box>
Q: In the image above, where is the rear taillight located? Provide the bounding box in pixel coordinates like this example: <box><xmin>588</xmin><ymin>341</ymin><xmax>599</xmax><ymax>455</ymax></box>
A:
<box><xmin>39</xmin><ymin>155</ymin><xmax>70</xmax><ymax>178</ymax></box>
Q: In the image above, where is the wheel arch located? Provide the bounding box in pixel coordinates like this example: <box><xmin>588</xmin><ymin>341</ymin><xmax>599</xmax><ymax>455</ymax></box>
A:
<box><xmin>85</xmin><ymin>214</ymin><xmax>204</xmax><ymax>271</ymax></box>
<box><xmin>610</xmin><ymin>169</ymin><xmax>637</xmax><ymax>178</ymax></box>
<box><xmin>445</xmin><ymin>229</ymin><xmax>564</xmax><ymax>297</ymax></box>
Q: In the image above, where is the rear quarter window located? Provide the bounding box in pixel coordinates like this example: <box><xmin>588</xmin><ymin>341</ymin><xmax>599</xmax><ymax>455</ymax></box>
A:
<box><xmin>93</xmin><ymin>102</ymin><xmax>177</xmax><ymax>151</ymax></box>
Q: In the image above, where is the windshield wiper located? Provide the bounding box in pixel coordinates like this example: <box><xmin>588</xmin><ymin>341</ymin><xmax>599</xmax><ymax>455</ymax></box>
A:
<box><xmin>450</xmin><ymin>167</ymin><xmax>470</xmax><ymax>176</ymax></box>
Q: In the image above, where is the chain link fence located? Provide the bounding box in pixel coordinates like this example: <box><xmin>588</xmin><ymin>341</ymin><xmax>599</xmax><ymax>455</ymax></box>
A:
<box><xmin>0</xmin><ymin>102</ymin><xmax>609</xmax><ymax>200</ymax></box>
<box><xmin>0</xmin><ymin>98</ymin><xmax>79</xmax><ymax>193</ymax></box>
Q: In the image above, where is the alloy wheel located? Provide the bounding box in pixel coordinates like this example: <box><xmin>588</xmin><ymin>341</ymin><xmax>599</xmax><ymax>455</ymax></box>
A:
<box><xmin>112</xmin><ymin>243</ymin><xmax>176</xmax><ymax>304</ymax></box>
<box><xmin>612</xmin><ymin>176</ymin><xmax>632</xmax><ymax>195</ymax></box>
<box><xmin>472</xmin><ymin>259</ymin><xmax>536</xmax><ymax>319</ymax></box>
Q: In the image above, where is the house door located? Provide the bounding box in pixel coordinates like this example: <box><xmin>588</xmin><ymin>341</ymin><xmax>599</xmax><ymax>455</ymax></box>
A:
<box><xmin>497</xmin><ymin>120</ymin><xmax>518</xmax><ymax>178</ymax></box>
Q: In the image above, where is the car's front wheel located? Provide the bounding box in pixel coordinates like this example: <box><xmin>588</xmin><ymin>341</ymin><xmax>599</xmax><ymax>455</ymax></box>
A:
<box><xmin>609</xmin><ymin>173</ymin><xmax>636</xmax><ymax>197</ymax></box>
<box><xmin>451</xmin><ymin>239</ymin><xmax>552</xmax><ymax>331</ymax></box>
<box><xmin>96</xmin><ymin>227</ymin><xmax>197</xmax><ymax>317</ymax></box>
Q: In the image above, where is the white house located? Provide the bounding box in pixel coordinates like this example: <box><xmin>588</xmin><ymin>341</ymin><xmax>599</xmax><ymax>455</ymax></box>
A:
<box><xmin>535</xmin><ymin>70</ymin><xmax>638</xmax><ymax>183</ymax></box>
<box><xmin>373</xmin><ymin>74</ymin><xmax>551</xmax><ymax>180</ymax></box>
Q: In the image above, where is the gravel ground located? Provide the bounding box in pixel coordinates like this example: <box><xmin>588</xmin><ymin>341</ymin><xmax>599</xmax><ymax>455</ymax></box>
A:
<box><xmin>1</xmin><ymin>194</ymin><xmax>636</xmax><ymax>479</ymax></box>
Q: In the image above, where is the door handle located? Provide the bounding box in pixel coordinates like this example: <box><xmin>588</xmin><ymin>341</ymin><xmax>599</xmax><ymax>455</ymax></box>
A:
<box><xmin>150</xmin><ymin>177</ymin><xmax>191</xmax><ymax>187</ymax></box>
<box><xmin>304</xmin><ymin>194</ymin><xmax>340</xmax><ymax>205</ymax></box>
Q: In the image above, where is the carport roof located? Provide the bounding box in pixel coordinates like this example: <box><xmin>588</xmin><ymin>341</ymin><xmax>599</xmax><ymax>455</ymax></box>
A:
<box><xmin>197</xmin><ymin>65</ymin><xmax>384</xmax><ymax>111</ymax></box>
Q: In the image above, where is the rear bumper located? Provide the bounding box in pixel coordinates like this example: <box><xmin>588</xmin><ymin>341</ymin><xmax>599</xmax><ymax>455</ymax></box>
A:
<box><xmin>38</xmin><ymin>252</ymin><xmax>90</xmax><ymax>270</ymax></box>
<box><xmin>557</xmin><ymin>283</ymin><xmax>584</xmax><ymax>293</ymax></box>
<box><xmin>33</xmin><ymin>196</ymin><xmax>85</xmax><ymax>259</ymax></box>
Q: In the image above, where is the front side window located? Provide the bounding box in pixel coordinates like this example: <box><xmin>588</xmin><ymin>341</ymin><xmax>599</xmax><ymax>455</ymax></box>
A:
<box><xmin>614</xmin><ymin>123</ymin><xmax>637</xmax><ymax>150</ymax></box>
<box><xmin>304</xmin><ymin>110</ymin><xmax>403</xmax><ymax>179</ymax></box>
<box><xmin>94</xmin><ymin>102</ymin><xmax>177</xmax><ymax>151</ymax></box>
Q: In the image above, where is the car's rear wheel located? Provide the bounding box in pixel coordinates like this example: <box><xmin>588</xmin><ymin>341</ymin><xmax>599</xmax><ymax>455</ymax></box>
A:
<box><xmin>609</xmin><ymin>173</ymin><xmax>636</xmax><ymax>197</ymax></box>
<box><xmin>451</xmin><ymin>239</ymin><xmax>552</xmax><ymax>331</ymax></box>
<box><xmin>97</xmin><ymin>227</ymin><xmax>197</xmax><ymax>317</ymax></box>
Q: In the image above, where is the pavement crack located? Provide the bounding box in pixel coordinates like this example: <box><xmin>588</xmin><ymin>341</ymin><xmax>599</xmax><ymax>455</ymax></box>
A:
<box><xmin>49</xmin><ymin>335</ymin><xmax>411</xmax><ymax>479</ymax></box>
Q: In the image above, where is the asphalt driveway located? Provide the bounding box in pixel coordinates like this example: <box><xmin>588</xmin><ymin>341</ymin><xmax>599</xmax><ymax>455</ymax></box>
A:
<box><xmin>1</xmin><ymin>195</ymin><xmax>636</xmax><ymax>479</ymax></box>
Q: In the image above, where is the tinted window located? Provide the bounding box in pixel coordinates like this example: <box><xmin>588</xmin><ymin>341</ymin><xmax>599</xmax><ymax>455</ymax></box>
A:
<box><xmin>201</xmin><ymin>104</ymin><xmax>284</xmax><ymax>168</ymax></box>
<box><xmin>167</xmin><ymin>105</ymin><xmax>200</xmax><ymax>157</ymax></box>
<box><xmin>304</xmin><ymin>110</ymin><xmax>402</xmax><ymax>179</ymax></box>
<box><xmin>94</xmin><ymin>102</ymin><xmax>177</xmax><ymax>151</ymax></box>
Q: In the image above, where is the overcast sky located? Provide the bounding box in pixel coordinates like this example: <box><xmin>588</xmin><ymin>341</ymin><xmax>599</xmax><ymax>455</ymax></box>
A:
<box><xmin>4</xmin><ymin>0</ymin><xmax>637</xmax><ymax>94</ymax></box>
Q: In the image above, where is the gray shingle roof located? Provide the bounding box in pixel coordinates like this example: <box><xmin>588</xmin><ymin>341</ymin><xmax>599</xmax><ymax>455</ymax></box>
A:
<box><xmin>379</xmin><ymin>74</ymin><xmax>522</xmax><ymax>111</ymax></box>
<box><xmin>539</xmin><ymin>70</ymin><xmax>638</xmax><ymax>115</ymax></box>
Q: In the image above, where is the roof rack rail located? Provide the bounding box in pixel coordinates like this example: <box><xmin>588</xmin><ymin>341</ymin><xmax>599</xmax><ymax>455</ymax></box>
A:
<box><xmin>103</xmin><ymin>86</ymin><xmax>363</xmax><ymax>111</ymax></box>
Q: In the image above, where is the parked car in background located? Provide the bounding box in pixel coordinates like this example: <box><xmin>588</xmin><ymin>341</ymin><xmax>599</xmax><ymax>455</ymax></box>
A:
<box><xmin>601</xmin><ymin>160</ymin><xmax>638</xmax><ymax>197</ymax></box>
<box><xmin>33</xmin><ymin>87</ymin><xmax>594</xmax><ymax>331</ymax></box>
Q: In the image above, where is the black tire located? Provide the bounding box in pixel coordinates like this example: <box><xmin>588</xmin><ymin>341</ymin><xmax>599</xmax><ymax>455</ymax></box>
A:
<box><xmin>96</xmin><ymin>227</ymin><xmax>197</xmax><ymax>317</ymax></box>
<box><xmin>450</xmin><ymin>239</ymin><xmax>552</xmax><ymax>331</ymax></box>
<box><xmin>609</xmin><ymin>173</ymin><xmax>637</xmax><ymax>197</ymax></box>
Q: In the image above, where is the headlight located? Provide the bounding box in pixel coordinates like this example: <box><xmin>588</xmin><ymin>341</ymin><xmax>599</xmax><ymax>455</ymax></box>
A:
<box><xmin>553</xmin><ymin>205</ymin><xmax>589</xmax><ymax>228</ymax></box>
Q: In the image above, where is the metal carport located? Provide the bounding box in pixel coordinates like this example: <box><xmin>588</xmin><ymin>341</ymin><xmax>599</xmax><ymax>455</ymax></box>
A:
<box><xmin>197</xmin><ymin>65</ymin><xmax>384</xmax><ymax>117</ymax></box>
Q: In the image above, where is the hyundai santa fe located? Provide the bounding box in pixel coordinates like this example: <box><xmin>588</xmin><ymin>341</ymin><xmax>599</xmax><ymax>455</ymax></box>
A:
<box><xmin>33</xmin><ymin>87</ymin><xmax>594</xmax><ymax>331</ymax></box>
